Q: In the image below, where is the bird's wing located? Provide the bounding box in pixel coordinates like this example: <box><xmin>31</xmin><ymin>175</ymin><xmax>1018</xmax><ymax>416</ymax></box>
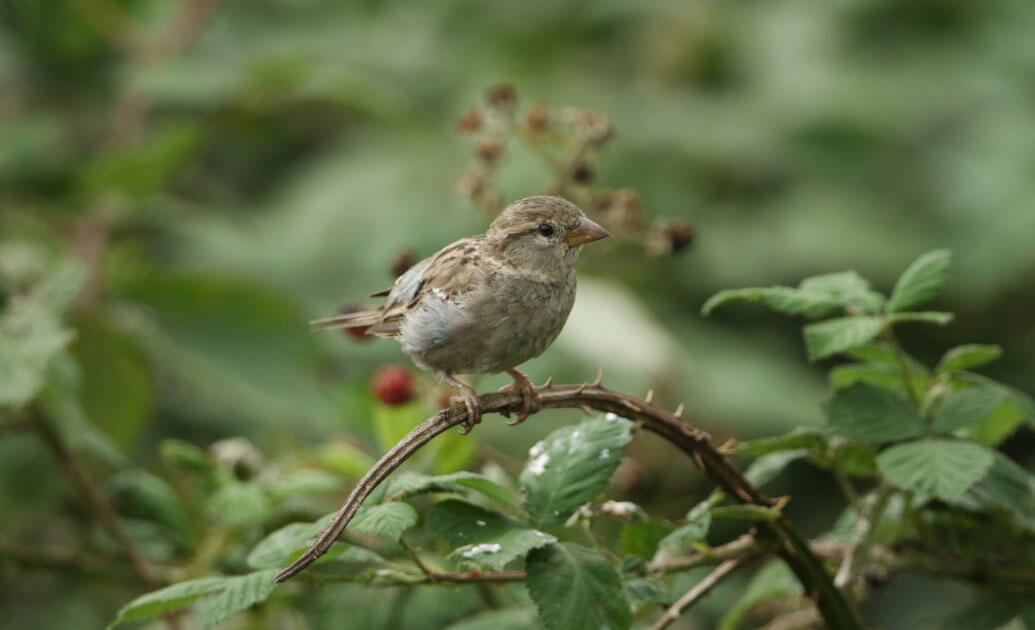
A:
<box><xmin>368</xmin><ymin>236</ymin><xmax>487</xmax><ymax>337</ymax></box>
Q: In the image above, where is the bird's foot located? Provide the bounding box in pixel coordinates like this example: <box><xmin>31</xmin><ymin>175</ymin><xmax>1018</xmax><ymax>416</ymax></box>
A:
<box><xmin>499</xmin><ymin>368</ymin><xmax>541</xmax><ymax>426</ymax></box>
<box><xmin>442</xmin><ymin>374</ymin><xmax>482</xmax><ymax>434</ymax></box>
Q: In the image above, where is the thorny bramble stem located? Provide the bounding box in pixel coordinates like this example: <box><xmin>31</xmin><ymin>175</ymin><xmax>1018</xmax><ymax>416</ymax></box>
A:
<box><xmin>273</xmin><ymin>383</ymin><xmax>863</xmax><ymax>630</ymax></box>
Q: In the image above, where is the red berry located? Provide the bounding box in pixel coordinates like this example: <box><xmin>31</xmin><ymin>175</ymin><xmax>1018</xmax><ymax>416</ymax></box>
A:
<box><xmin>338</xmin><ymin>304</ymin><xmax>372</xmax><ymax>341</ymax></box>
<box><xmin>371</xmin><ymin>365</ymin><xmax>416</xmax><ymax>406</ymax></box>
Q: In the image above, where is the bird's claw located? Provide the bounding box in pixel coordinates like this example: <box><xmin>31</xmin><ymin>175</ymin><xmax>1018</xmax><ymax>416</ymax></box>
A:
<box><xmin>441</xmin><ymin>373</ymin><xmax>482</xmax><ymax>434</ymax></box>
<box><xmin>452</xmin><ymin>391</ymin><xmax>482</xmax><ymax>434</ymax></box>
<box><xmin>499</xmin><ymin>369</ymin><xmax>541</xmax><ymax>427</ymax></box>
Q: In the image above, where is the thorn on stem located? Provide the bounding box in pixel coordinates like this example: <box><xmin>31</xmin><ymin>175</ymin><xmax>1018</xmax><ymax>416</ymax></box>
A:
<box><xmin>621</xmin><ymin>399</ymin><xmax>642</xmax><ymax>412</ymax></box>
<box><xmin>644</xmin><ymin>389</ymin><xmax>654</xmax><ymax>404</ymax></box>
<box><xmin>674</xmin><ymin>403</ymin><xmax>685</xmax><ymax>418</ymax></box>
<box><xmin>542</xmin><ymin>376</ymin><xmax>554</xmax><ymax>389</ymax></box>
<box><xmin>691</xmin><ymin>451</ymin><xmax>705</xmax><ymax>470</ymax></box>
<box><xmin>718</xmin><ymin>438</ymin><xmax>737</xmax><ymax>455</ymax></box>
<box><xmin>579</xmin><ymin>404</ymin><xmax>594</xmax><ymax>417</ymax></box>
<box><xmin>592</xmin><ymin>368</ymin><xmax>603</xmax><ymax>387</ymax></box>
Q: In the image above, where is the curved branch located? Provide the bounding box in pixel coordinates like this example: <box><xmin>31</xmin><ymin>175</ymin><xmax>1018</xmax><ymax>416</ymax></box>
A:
<box><xmin>272</xmin><ymin>383</ymin><xmax>862</xmax><ymax>630</ymax></box>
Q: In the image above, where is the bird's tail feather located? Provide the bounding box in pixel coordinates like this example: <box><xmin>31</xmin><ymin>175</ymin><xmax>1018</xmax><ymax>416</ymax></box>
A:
<box><xmin>310</xmin><ymin>310</ymin><xmax>381</xmax><ymax>332</ymax></box>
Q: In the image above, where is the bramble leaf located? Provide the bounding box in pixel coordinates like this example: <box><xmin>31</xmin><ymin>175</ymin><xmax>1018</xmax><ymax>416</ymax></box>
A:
<box><xmin>823</xmin><ymin>383</ymin><xmax>925</xmax><ymax>443</ymax></box>
<box><xmin>622</xmin><ymin>577</ymin><xmax>670</xmax><ymax>610</ymax></box>
<box><xmin>799</xmin><ymin>270</ymin><xmax>885</xmax><ymax>314</ymax></box>
<box><xmin>386</xmin><ymin>471</ymin><xmax>518</xmax><ymax>509</ymax></box>
<box><xmin>702</xmin><ymin>287</ymin><xmax>843</xmax><ymax>318</ymax></box>
<box><xmin>653</xmin><ymin>499</ymin><xmax>712</xmax><ymax>558</ymax></box>
<box><xmin>350</xmin><ymin>501</ymin><xmax>418</xmax><ymax>540</ymax></box>
<box><xmin>745</xmin><ymin>449</ymin><xmax>809</xmax><ymax>487</ymax></box>
<box><xmin>247</xmin><ymin>513</ymin><xmax>333</xmax><ymax>570</ymax></box>
<box><xmin>526</xmin><ymin>543</ymin><xmax>632</xmax><ymax>630</ymax></box>
<box><xmin>201</xmin><ymin>569</ymin><xmax>279</xmax><ymax>629</ymax></box>
<box><xmin>804</xmin><ymin>316</ymin><xmax>885</xmax><ymax>361</ymax></box>
<box><xmin>936</xmin><ymin>344</ymin><xmax>1002</xmax><ymax>375</ymax></box>
<box><xmin>886</xmin><ymin>250</ymin><xmax>951</xmax><ymax>313</ymax></box>
<box><xmin>426</xmin><ymin>499</ymin><xmax>555</xmax><ymax>570</ymax></box>
<box><xmin>109</xmin><ymin>576</ymin><xmax>230</xmax><ymax>628</ymax></box>
<box><xmin>519</xmin><ymin>415</ymin><xmax>633</xmax><ymax>525</ymax></box>
<box><xmin>932</xmin><ymin>387</ymin><xmax>1005</xmax><ymax>434</ymax></box>
<box><xmin>877</xmin><ymin>439</ymin><xmax>995</xmax><ymax>500</ymax></box>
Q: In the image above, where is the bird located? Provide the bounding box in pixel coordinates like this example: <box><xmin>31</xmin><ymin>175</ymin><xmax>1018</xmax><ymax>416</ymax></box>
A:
<box><xmin>312</xmin><ymin>195</ymin><xmax>609</xmax><ymax>432</ymax></box>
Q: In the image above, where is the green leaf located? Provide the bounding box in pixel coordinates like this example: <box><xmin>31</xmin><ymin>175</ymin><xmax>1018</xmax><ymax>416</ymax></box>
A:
<box><xmin>108</xmin><ymin>470</ymin><xmax>195</xmax><ymax>549</ymax></box>
<box><xmin>246</xmin><ymin>513</ymin><xmax>334</xmax><ymax>570</ymax></box>
<box><xmin>886</xmin><ymin>250</ymin><xmax>951</xmax><ymax>313</ymax></box>
<box><xmin>719</xmin><ymin>560</ymin><xmax>802</xmax><ymax>630</ymax></box>
<box><xmin>0</xmin><ymin>292</ymin><xmax>78</xmax><ymax>408</ymax></box>
<box><xmin>526</xmin><ymin>543</ymin><xmax>632</xmax><ymax>630</ymax></box>
<box><xmin>966</xmin><ymin>451</ymin><xmax>1035</xmax><ymax>527</ymax></box>
<box><xmin>960</xmin><ymin>400</ymin><xmax>1026</xmax><ymax>446</ymax></box>
<box><xmin>351</xmin><ymin>501</ymin><xmax>418</xmax><ymax>541</ymax></box>
<box><xmin>804</xmin><ymin>316</ymin><xmax>885</xmax><ymax>361</ymax></box>
<box><xmin>108</xmin><ymin>575</ymin><xmax>230</xmax><ymax>627</ymax></box>
<box><xmin>956</xmin><ymin>373</ymin><xmax>1035</xmax><ymax>427</ymax></box>
<box><xmin>161</xmin><ymin>439</ymin><xmax>217</xmax><ymax>476</ymax></box>
<box><xmin>932</xmin><ymin>387</ymin><xmax>1005</xmax><ymax>434</ymax></box>
<box><xmin>936</xmin><ymin>344</ymin><xmax>1002</xmax><ymax>375</ymax></box>
<box><xmin>304</xmin><ymin>547</ymin><xmax>387</xmax><ymax>580</ymax></box>
<box><xmin>744</xmin><ymin>449</ymin><xmax>809</xmax><ymax>487</ymax></box>
<box><xmin>206</xmin><ymin>482</ymin><xmax>271</xmax><ymax>528</ymax></box>
<box><xmin>426</xmin><ymin>499</ymin><xmax>555</xmax><ymax>570</ymax></box>
<box><xmin>617</xmin><ymin>520</ymin><xmax>673</xmax><ymax>559</ymax></box>
<box><xmin>798</xmin><ymin>270</ymin><xmax>885</xmax><ymax>314</ymax></box>
<box><xmin>885</xmin><ymin>311</ymin><xmax>954</xmax><ymax>326</ymax></box>
<box><xmin>654</xmin><ymin>499</ymin><xmax>712</xmax><ymax>559</ymax></box>
<box><xmin>442</xmin><ymin>609</ymin><xmax>538</xmax><ymax>630</ymax></box>
<box><xmin>70</xmin><ymin>315</ymin><xmax>155</xmax><ymax>450</ymax></box>
<box><xmin>201</xmin><ymin>569</ymin><xmax>279</xmax><ymax>629</ymax></box>
<box><xmin>701</xmin><ymin>287</ymin><xmax>843</xmax><ymax>318</ymax></box>
<box><xmin>823</xmin><ymin>383</ymin><xmax>925</xmax><ymax>443</ymax></box>
<box><xmin>519</xmin><ymin>415</ymin><xmax>633</xmax><ymax>525</ymax></box>
<box><xmin>830</xmin><ymin>440</ymin><xmax>878</xmax><ymax>477</ymax></box>
<box><xmin>877</xmin><ymin>439</ymin><xmax>995</xmax><ymax>500</ymax></box>
<box><xmin>266</xmin><ymin>469</ymin><xmax>342</xmax><ymax>502</ymax></box>
<box><xmin>740</xmin><ymin>428</ymin><xmax>828</xmax><ymax>457</ymax></box>
<box><xmin>830</xmin><ymin>363</ymin><xmax>907</xmax><ymax>394</ymax></box>
<box><xmin>386</xmin><ymin>471</ymin><xmax>518</xmax><ymax>509</ymax></box>
<box><xmin>622</xmin><ymin>577</ymin><xmax>670</xmax><ymax>610</ymax></box>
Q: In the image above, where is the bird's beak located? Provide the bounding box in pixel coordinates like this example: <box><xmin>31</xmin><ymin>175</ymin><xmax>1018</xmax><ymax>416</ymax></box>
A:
<box><xmin>567</xmin><ymin>217</ymin><xmax>610</xmax><ymax>246</ymax></box>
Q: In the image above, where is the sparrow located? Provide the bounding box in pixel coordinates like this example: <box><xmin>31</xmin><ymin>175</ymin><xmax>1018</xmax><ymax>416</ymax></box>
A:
<box><xmin>312</xmin><ymin>195</ymin><xmax>610</xmax><ymax>432</ymax></box>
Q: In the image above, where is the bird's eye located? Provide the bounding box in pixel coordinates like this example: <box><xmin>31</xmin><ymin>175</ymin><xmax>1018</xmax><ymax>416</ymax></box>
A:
<box><xmin>537</xmin><ymin>223</ymin><xmax>555</xmax><ymax>237</ymax></box>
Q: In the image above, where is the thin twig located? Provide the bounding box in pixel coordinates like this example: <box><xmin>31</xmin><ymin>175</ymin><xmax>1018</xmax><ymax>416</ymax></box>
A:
<box><xmin>647</xmin><ymin>533</ymin><xmax>762</xmax><ymax>573</ymax></box>
<box><xmin>831</xmin><ymin>465</ymin><xmax>862</xmax><ymax>515</ymax></box>
<box><xmin>649</xmin><ymin>558</ymin><xmax>743</xmax><ymax>630</ymax></box>
<box><xmin>835</xmin><ymin>485</ymin><xmax>893</xmax><ymax>589</ymax></box>
<box><xmin>272</xmin><ymin>384</ymin><xmax>863</xmax><ymax>630</ymax></box>
<box><xmin>34</xmin><ymin>417</ymin><xmax>158</xmax><ymax>586</ymax></box>
<box><xmin>881</xmin><ymin>328</ymin><xmax>919</xmax><ymax>406</ymax></box>
<box><xmin>0</xmin><ymin>538</ymin><xmax>135</xmax><ymax>581</ymax></box>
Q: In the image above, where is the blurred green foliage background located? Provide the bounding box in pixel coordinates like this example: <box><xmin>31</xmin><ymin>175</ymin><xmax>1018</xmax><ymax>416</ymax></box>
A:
<box><xmin>2</xmin><ymin>0</ymin><xmax>1034</xmax><ymax>628</ymax></box>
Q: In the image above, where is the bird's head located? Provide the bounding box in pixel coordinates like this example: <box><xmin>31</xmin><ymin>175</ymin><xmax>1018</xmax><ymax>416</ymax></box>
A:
<box><xmin>486</xmin><ymin>196</ymin><xmax>609</xmax><ymax>279</ymax></box>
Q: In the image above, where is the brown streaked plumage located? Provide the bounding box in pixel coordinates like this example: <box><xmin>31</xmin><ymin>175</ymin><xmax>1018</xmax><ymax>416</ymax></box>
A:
<box><xmin>313</xmin><ymin>195</ymin><xmax>609</xmax><ymax>431</ymax></box>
